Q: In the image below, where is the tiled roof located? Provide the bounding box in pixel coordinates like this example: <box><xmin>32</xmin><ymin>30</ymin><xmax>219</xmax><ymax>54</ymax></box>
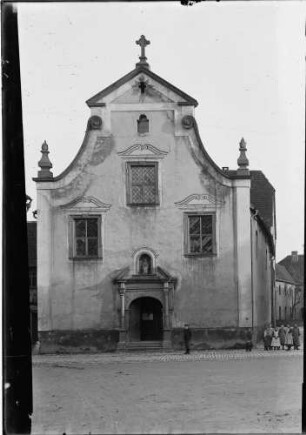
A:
<box><xmin>27</xmin><ymin>221</ymin><xmax>37</xmax><ymax>267</ymax></box>
<box><xmin>279</xmin><ymin>255</ymin><xmax>304</xmax><ymax>285</ymax></box>
<box><xmin>249</xmin><ymin>171</ymin><xmax>275</xmax><ymax>230</ymax></box>
<box><xmin>275</xmin><ymin>264</ymin><xmax>295</xmax><ymax>284</ymax></box>
<box><xmin>224</xmin><ymin>169</ymin><xmax>275</xmax><ymax>230</ymax></box>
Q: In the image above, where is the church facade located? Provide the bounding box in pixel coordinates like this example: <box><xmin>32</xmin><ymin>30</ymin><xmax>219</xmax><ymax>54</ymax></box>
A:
<box><xmin>34</xmin><ymin>36</ymin><xmax>276</xmax><ymax>353</ymax></box>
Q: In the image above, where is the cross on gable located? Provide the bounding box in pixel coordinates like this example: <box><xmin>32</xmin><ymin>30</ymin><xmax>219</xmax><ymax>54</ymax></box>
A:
<box><xmin>136</xmin><ymin>35</ymin><xmax>150</xmax><ymax>68</ymax></box>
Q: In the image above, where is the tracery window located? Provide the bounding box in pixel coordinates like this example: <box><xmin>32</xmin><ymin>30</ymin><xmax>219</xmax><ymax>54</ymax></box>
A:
<box><xmin>126</xmin><ymin>162</ymin><xmax>159</xmax><ymax>206</ymax></box>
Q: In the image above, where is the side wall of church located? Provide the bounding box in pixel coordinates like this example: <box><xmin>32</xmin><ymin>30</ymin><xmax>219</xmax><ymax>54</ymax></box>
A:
<box><xmin>251</xmin><ymin>217</ymin><xmax>273</xmax><ymax>341</ymax></box>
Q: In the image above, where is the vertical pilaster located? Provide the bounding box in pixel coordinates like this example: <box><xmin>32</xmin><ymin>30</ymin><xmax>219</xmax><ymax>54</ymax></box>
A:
<box><xmin>163</xmin><ymin>282</ymin><xmax>170</xmax><ymax>328</ymax></box>
<box><xmin>163</xmin><ymin>282</ymin><xmax>171</xmax><ymax>347</ymax></box>
<box><xmin>117</xmin><ymin>282</ymin><xmax>127</xmax><ymax>348</ymax></box>
<box><xmin>37</xmin><ymin>187</ymin><xmax>53</xmax><ymax>331</ymax></box>
<box><xmin>233</xmin><ymin>178</ymin><xmax>252</xmax><ymax>327</ymax></box>
<box><xmin>119</xmin><ymin>282</ymin><xmax>126</xmax><ymax>329</ymax></box>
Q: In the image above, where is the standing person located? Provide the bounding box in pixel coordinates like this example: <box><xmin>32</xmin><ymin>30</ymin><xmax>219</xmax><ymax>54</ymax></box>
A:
<box><xmin>271</xmin><ymin>327</ymin><xmax>280</xmax><ymax>350</ymax></box>
<box><xmin>263</xmin><ymin>324</ymin><xmax>273</xmax><ymax>350</ymax></box>
<box><xmin>245</xmin><ymin>328</ymin><xmax>253</xmax><ymax>352</ymax></box>
<box><xmin>183</xmin><ymin>324</ymin><xmax>192</xmax><ymax>354</ymax></box>
<box><xmin>285</xmin><ymin>324</ymin><xmax>293</xmax><ymax>350</ymax></box>
<box><xmin>279</xmin><ymin>325</ymin><xmax>286</xmax><ymax>350</ymax></box>
<box><xmin>292</xmin><ymin>324</ymin><xmax>301</xmax><ymax>350</ymax></box>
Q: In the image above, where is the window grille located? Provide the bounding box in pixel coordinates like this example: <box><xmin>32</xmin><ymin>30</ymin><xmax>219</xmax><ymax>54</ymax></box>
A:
<box><xmin>127</xmin><ymin>162</ymin><xmax>158</xmax><ymax>206</ymax></box>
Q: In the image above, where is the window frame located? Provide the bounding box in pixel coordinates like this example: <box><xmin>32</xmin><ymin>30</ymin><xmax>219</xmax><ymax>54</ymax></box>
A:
<box><xmin>68</xmin><ymin>215</ymin><xmax>102</xmax><ymax>260</ymax></box>
<box><xmin>184</xmin><ymin>212</ymin><xmax>216</xmax><ymax>257</ymax></box>
<box><xmin>126</xmin><ymin>161</ymin><xmax>159</xmax><ymax>207</ymax></box>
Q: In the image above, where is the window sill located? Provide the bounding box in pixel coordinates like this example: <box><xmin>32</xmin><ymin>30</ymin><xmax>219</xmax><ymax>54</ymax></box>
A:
<box><xmin>70</xmin><ymin>257</ymin><xmax>103</xmax><ymax>261</ymax></box>
<box><xmin>127</xmin><ymin>203</ymin><xmax>160</xmax><ymax>207</ymax></box>
<box><xmin>184</xmin><ymin>253</ymin><xmax>217</xmax><ymax>258</ymax></box>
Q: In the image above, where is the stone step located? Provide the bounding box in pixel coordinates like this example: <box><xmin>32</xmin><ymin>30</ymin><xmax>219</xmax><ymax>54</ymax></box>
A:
<box><xmin>125</xmin><ymin>341</ymin><xmax>164</xmax><ymax>352</ymax></box>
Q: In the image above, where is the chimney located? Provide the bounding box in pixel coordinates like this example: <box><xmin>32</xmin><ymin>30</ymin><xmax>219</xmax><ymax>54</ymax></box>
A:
<box><xmin>291</xmin><ymin>251</ymin><xmax>298</xmax><ymax>262</ymax></box>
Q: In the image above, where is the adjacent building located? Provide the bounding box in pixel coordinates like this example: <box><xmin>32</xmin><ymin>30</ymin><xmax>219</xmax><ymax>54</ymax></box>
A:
<box><xmin>278</xmin><ymin>251</ymin><xmax>304</xmax><ymax>322</ymax></box>
<box><xmin>275</xmin><ymin>264</ymin><xmax>296</xmax><ymax>324</ymax></box>
<box><xmin>33</xmin><ymin>36</ymin><xmax>276</xmax><ymax>353</ymax></box>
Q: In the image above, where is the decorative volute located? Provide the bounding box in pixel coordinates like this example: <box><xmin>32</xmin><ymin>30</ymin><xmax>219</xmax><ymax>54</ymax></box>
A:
<box><xmin>37</xmin><ymin>140</ymin><xmax>53</xmax><ymax>179</ymax></box>
<box><xmin>135</xmin><ymin>35</ymin><xmax>150</xmax><ymax>69</ymax></box>
<box><xmin>237</xmin><ymin>137</ymin><xmax>249</xmax><ymax>173</ymax></box>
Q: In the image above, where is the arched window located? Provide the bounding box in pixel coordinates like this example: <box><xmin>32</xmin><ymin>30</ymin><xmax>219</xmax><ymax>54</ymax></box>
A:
<box><xmin>137</xmin><ymin>114</ymin><xmax>149</xmax><ymax>134</ymax></box>
<box><xmin>138</xmin><ymin>253</ymin><xmax>152</xmax><ymax>275</ymax></box>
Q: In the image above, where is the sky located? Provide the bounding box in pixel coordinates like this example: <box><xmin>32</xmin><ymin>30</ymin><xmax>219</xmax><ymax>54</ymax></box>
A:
<box><xmin>18</xmin><ymin>1</ymin><xmax>305</xmax><ymax>261</ymax></box>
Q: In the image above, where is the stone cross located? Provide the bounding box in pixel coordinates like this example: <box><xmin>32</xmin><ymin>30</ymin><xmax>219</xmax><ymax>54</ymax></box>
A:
<box><xmin>136</xmin><ymin>35</ymin><xmax>150</xmax><ymax>66</ymax></box>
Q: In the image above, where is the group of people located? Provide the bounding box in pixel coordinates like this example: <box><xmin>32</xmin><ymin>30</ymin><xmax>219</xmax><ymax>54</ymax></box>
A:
<box><xmin>263</xmin><ymin>324</ymin><xmax>301</xmax><ymax>351</ymax></box>
<box><xmin>183</xmin><ymin>323</ymin><xmax>301</xmax><ymax>354</ymax></box>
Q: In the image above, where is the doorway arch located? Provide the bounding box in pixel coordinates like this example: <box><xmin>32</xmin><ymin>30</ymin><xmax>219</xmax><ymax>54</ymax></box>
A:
<box><xmin>129</xmin><ymin>297</ymin><xmax>163</xmax><ymax>341</ymax></box>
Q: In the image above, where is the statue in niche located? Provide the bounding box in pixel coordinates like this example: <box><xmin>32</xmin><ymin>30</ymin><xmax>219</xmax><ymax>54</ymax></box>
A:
<box><xmin>139</xmin><ymin>254</ymin><xmax>151</xmax><ymax>275</ymax></box>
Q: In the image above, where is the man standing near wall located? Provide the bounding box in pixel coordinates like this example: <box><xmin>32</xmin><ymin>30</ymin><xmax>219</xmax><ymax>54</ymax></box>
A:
<box><xmin>184</xmin><ymin>324</ymin><xmax>192</xmax><ymax>354</ymax></box>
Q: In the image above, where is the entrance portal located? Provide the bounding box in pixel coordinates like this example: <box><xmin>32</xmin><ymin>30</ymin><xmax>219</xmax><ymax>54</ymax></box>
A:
<box><xmin>129</xmin><ymin>297</ymin><xmax>163</xmax><ymax>341</ymax></box>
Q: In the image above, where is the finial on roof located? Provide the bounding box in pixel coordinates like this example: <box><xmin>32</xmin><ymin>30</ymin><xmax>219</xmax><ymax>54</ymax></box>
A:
<box><xmin>136</xmin><ymin>35</ymin><xmax>150</xmax><ymax>69</ymax></box>
<box><xmin>237</xmin><ymin>137</ymin><xmax>249</xmax><ymax>173</ymax></box>
<box><xmin>37</xmin><ymin>140</ymin><xmax>53</xmax><ymax>179</ymax></box>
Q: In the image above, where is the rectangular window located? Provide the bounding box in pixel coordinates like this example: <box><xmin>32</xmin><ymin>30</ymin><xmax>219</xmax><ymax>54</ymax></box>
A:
<box><xmin>185</xmin><ymin>213</ymin><xmax>215</xmax><ymax>256</ymax></box>
<box><xmin>279</xmin><ymin>306</ymin><xmax>281</xmax><ymax>320</ymax></box>
<box><xmin>69</xmin><ymin>216</ymin><xmax>102</xmax><ymax>259</ymax></box>
<box><xmin>127</xmin><ymin>162</ymin><xmax>159</xmax><ymax>206</ymax></box>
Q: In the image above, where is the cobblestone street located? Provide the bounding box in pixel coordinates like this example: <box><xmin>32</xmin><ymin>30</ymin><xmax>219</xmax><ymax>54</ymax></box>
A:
<box><xmin>32</xmin><ymin>349</ymin><xmax>303</xmax><ymax>434</ymax></box>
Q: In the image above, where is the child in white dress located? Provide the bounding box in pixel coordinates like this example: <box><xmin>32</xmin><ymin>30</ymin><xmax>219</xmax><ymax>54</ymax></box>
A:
<box><xmin>271</xmin><ymin>327</ymin><xmax>281</xmax><ymax>350</ymax></box>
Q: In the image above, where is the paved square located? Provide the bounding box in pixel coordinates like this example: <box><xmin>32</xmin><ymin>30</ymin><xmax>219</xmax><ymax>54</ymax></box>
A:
<box><xmin>32</xmin><ymin>350</ymin><xmax>302</xmax><ymax>434</ymax></box>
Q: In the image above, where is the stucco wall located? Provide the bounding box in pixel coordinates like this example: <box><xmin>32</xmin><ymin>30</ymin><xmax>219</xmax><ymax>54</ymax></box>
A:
<box><xmin>36</xmin><ymin>74</ymin><xmax>254</xmax><ymax>335</ymax></box>
<box><xmin>251</xmin><ymin>217</ymin><xmax>272</xmax><ymax>332</ymax></box>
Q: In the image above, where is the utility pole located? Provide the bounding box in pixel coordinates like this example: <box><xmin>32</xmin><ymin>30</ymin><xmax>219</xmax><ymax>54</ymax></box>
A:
<box><xmin>2</xmin><ymin>3</ymin><xmax>33</xmax><ymax>433</ymax></box>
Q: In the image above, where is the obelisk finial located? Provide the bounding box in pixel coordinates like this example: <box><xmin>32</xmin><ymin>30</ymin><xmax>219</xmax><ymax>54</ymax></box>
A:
<box><xmin>37</xmin><ymin>140</ymin><xmax>53</xmax><ymax>179</ymax></box>
<box><xmin>136</xmin><ymin>35</ymin><xmax>150</xmax><ymax>69</ymax></box>
<box><xmin>237</xmin><ymin>137</ymin><xmax>249</xmax><ymax>174</ymax></box>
